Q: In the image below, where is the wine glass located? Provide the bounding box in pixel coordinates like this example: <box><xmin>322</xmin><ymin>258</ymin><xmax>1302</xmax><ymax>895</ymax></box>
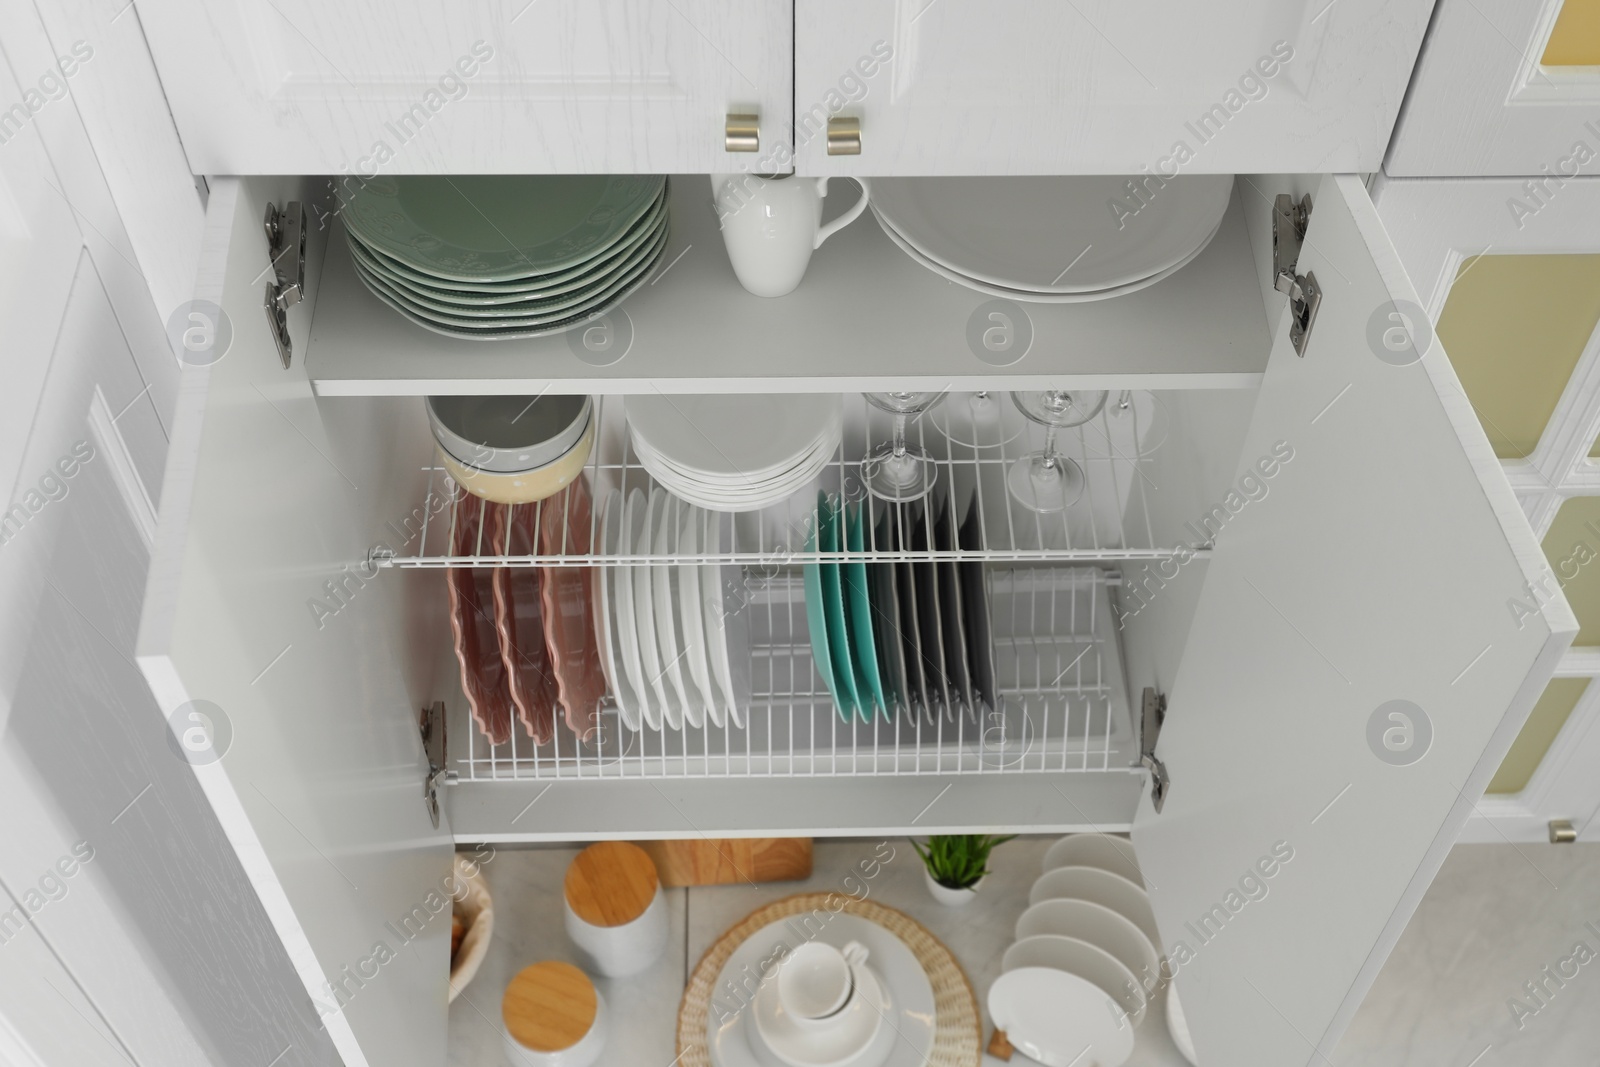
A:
<box><xmin>1007</xmin><ymin>390</ymin><xmax>1108</xmax><ymax>513</ymax></box>
<box><xmin>930</xmin><ymin>390</ymin><xmax>1027</xmax><ymax>449</ymax></box>
<box><xmin>861</xmin><ymin>391</ymin><xmax>945</xmax><ymax>502</ymax></box>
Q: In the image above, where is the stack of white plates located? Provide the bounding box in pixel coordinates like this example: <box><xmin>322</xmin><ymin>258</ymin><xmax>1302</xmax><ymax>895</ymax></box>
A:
<box><xmin>342</xmin><ymin>174</ymin><xmax>669</xmax><ymax>339</ymax></box>
<box><xmin>624</xmin><ymin>394</ymin><xmax>842</xmax><ymax>513</ymax></box>
<box><xmin>990</xmin><ymin>833</ymin><xmax>1170</xmax><ymax>1067</ymax></box>
<box><xmin>869</xmin><ymin>175</ymin><xmax>1233</xmax><ymax>303</ymax></box>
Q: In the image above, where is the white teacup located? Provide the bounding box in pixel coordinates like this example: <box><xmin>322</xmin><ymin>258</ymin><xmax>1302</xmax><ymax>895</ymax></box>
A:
<box><xmin>777</xmin><ymin>940</ymin><xmax>871</xmax><ymax>1024</ymax></box>
<box><xmin>710</xmin><ymin>174</ymin><xmax>871</xmax><ymax>297</ymax></box>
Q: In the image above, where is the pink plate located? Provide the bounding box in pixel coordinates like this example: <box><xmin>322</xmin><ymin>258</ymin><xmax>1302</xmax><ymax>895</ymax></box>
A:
<box><xmin>447</xmin><ymin>493</ymin><xmax>515</xmax><ymax>745</ymax></box>
<box><xmin>538</xmin><ymin>476</ymin><xmax>608</xmax><ymax>739</ymax></box>
<box><xmin>491</xmin><ymin>501</ymin><xmax>558</xmax><ymax>744</ymax></box>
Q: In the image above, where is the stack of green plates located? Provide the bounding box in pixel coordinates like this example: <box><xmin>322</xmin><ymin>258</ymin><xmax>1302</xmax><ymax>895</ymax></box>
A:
<box><xmin>341</xmin><ymin>174</ymin><xmax>669</xmax><ymax>340</ymax></box>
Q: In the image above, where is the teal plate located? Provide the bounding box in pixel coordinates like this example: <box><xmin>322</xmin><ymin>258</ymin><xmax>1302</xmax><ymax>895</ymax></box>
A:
<box><xmin>845</xmin><ymin>501</ymin><xmax>887</xmax><ymax>719</ymax></box>
<box><xmin>343</xmin><ymin>174</ymin><xmax>666</xmax><ymax>283</ymax></box>
<box><xmin>818</xmin><ymin>493</ymin><xmax>861</xmax><ymax>721</ymax></box>
<box><xmin>802</xmin><ymin>503</ymin><xmax>845</xmax><ymax>720</ymax></box>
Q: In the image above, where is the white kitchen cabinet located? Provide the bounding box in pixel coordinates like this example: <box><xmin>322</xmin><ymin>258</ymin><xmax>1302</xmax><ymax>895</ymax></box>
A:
<box><xmin>1387</xmin><ymin>0</ymin><xmax>1600</xmax><ymax>176</ymax></box>
<box><xmin>133</xmin><ymin>0</ymin><xmax>792</xmax><ymax>176</ymax></box>
<box><xmin>792</xmin><ymin>0</ymin><xmax>1434</xmax><ymax>175</ymax></box>
<box><xmin>138</xmin><ymin>171</ymin><xmax>1572</xmax><ymax>1067</ymax></box>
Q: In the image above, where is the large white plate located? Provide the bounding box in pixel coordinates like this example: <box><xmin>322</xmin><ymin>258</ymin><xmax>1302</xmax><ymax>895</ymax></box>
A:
<box><xmin>1014</xmin><ymin>899</ymin><xmax>1160</xmax><ymax>999</ymax></box>
<box><xmin>633</xmin><ymin>490</ymin><xmax>681</xmax><ymax>730</ymax></box>
<box><xmin>874</xmin><ymin>207</ymin><xmax>1220</xmax><ymax>304</ymax></box>
<box><xmin>1003</xmin><ymin>934</ymin><xmax>1146</xmax><ymax>1029</ymax></box>
<box><xmin>626</xmin><ymin>394</ymin><xmax>843</xmax><ymax>483</ymax></box>
<box><xmin>702</xmin><ymin>511</ymin><xmax>751</xmax><ymax>728</ymax></box>
<box><xmin>868</xmin><ymin>175</ymin><xmax>1233</xmax><ymax>293</ymax></box>
<box><xmin>705</xmin><ymin>914</ymin><xmax>935</xmax><ymax>1067</ymax></box>
<box><xmin>615</xmin><ymin>489</ymin><xmax>657</xmax><ymax>730</ymax></box>
<box><xmin>676</xmin><ymin>502</ymin><xmax>720</xmax><ymax>728</ymax></box>
<box><xmin>988</xmin><ymin>967</ymin><xmax>1133</xmax><ymax>1067</ymax></box>
<box><xmin>1027</xmin><ymin>866</ymin><xmax>1161</xmax><ymax>948</ymax></box>
<box><xmin>651</xmin><ymin>492</ymin><xmax>698</xmax><ymax>727</ymax></box>
<box><xmin>595</xmin><ymin>489</ymin><xmax>642</xmax><ymax>731</ymax></box>
<box><xmin>1041</xmin><ymin>834</ymin><xmax>1144</xmax><ymax>885</ymax></box>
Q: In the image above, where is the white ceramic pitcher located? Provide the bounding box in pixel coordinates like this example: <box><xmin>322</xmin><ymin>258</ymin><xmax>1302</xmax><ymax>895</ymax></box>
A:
<box><xmin>710</xmin><ymin>174</ymin><xmax>871</xmax><ymax>297</ymax></box>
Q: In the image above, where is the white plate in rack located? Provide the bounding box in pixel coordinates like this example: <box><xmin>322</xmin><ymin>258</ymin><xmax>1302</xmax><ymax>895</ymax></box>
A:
<box><xmin>1041</xmin><ymin>833</ymin><xmax>1144</xmax><ymax>886</ymax></box>
<box><xmin>614</xmin><ymin>489</ymin><xmax>657</xmax><ymax>731</ymax></box>
<box><xmin>1028</xmin><ymin>865</ymin><xmax>1162</xmax><ymax>948</ymax></box>
<box><xmin>676</xmin><ymin>501</ymin><xmax>720</xmax><ymax>728</ymax></box>
<box><xmin>595</xmin><ymin>489</ymin><xmax>643</xmax><ymax>731</ymax></box>
<box><xmin>634</xmin><ymin>490</ymin><xmax>681</xmax><ymax>730</ymax></box>
<box><xmin>651</xmin><ymin>492</ymin><xmax>699</xmax><ymax>727</ymax></box>
<box><xmin>989</xmin><ymin>967</ymin><xmax>1134</xmax><ymax>1067</ymax></box>
<box><xmin>705</xmin><ymin>914</ymin><xmax>935</xmax><ymax>1067</ymax></box>
<box><xmin>702</xmin><ymin>510</ymin><xmax>751</xmax><ymax>729</ymax></box>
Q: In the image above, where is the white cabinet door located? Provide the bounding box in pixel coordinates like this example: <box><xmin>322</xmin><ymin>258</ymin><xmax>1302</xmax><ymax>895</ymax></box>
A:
<box><xmin>137</xmin><ymin>177</ymin><xmax>453</xmax><ymax>1067</ymax></box>
<box><xmin>1131</xmin><ymin>175</ymin><xmax>1575</xmax><ymax>1066</ymax></box>
<box><xmin>1387</xmin><ymin>0</ymin><xmax>1600</xmax><ymax>176</ymax></box>
<box><xmin>136</xmin><ymin>0</ymin><xmax>791</xmax><ymax>175</ymax></box>
<box><xmin>793</xmin><ymin>1</ymin><xmax>1432</xmax><ymax>175</ymax></box>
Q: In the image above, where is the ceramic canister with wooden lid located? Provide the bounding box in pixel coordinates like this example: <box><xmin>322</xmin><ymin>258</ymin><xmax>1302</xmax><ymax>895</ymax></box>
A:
<box><xmin>502</xmin><ymin>960</ymin><xmax>607</xmax><ymax>1067</ymax></box>
<box><xmin>562</xmin><ymin>841</ymin><xmax>668</xmax><ymax>977</ymax></box>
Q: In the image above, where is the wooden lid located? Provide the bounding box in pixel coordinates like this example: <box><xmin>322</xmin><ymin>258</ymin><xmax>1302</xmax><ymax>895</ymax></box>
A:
<box><xmin>564</xmin><ymin>841</ymin><xmax>659</xmax><ymax>927</ymax></box>
<box><xmin>502</xmin><ymin>961</ymin><xmax>597</xmax><ymax>1052</ymax></box>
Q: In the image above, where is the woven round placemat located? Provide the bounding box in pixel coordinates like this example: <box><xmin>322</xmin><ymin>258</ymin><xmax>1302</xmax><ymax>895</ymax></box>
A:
<box><xmin>676</xmin><ymin>892</ymin><xmax>981</xmax><ymax>1067</ymax></box>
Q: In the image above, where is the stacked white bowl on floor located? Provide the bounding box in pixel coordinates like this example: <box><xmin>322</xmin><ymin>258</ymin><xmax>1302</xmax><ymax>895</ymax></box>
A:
<box><xmin>987</xmin><ymin>833</ymin><xmax>1171</xmax><ymax>1067</ymax></box>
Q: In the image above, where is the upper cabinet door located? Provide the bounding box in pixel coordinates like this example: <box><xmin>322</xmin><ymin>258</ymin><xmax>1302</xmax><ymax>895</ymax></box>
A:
<box><xmin>1131</xmin><ymin>175</ymin><xmax>1575</xmax><ymax>1066</ymax></box>
<box><xmin>136</xmin><ymin>0</ymin><xmax>792</xmax><ymax>175</ymax></box>
<box><xmin>1388</xmin><ymin>0</ymin><xmax>1600</xmax><ymax>175</ymax></box>
<box><xmin>792</xmin><ymin>1</ymin><xmax>1432</xmax><ymax>175</ymax></box>
<box><xmin>137</xmin><ymin>176</ymin><xmax>453</xmax><ymax>1067</ymax></box>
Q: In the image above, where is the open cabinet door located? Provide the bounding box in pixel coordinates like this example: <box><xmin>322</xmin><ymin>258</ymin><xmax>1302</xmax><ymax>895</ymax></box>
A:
<box><xmin>137</xmin><ymin>177</ymin><xmax>452</xmax><ymax>1067</ymax></box>
<box><xmin>1130</xmin><ymin>175</ymin><xmax>1576</xmax><ymax>1067</ymax></box>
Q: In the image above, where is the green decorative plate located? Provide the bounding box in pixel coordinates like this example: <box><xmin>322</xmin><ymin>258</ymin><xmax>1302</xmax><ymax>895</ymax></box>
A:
<box><xmin>802</xmin><ymin>504</ymin><xmax>845</xmax><ymax>721</ymax></box>
<box><xmin>818</xmin><ymin>493</ymin><xmax>862</xmax><ymax>721</ymax></box>
<box><xmin>354</xmin><ymin>228</ymin><xmax>665</xmax><ymax>341</ymax></box>
<box><xmin>346</xmin><ymin>188</ymin><xmax>667</xmax><ymax>302</ymax></box>
<box><xmin>341</xmin><ymin>174</ymin><xmax>665</xmax><ymax>283</ymax></box>
<box><xmin>349</xmin><ymin>217</ymin><xmax>666</xmax><ymax>320</ymax></box>
<box><xmin>845</xmin><ymin>501</ymin><xmax>887</xmax><ymax>720</ymax></box>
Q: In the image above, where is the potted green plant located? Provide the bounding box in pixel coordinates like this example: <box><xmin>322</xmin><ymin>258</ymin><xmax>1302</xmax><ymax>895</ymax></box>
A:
<box><xmin>912</xmin><ymin>834</ymin><xmax>1016</xmax><ymax>906</ymax></box>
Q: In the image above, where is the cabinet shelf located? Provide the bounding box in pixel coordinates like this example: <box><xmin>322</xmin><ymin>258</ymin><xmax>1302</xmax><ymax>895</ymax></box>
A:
<box><xmin>306</xmin><ymin>175</ymin><xmax>1271</xmax><ymax>397</ymax></box>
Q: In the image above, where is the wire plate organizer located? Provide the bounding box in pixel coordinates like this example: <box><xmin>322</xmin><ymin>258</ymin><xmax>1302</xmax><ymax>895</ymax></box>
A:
<box><xmin>387</xmin><ymin>394</ymin><xmax>1188</xmax><ymax>781</ymax></box>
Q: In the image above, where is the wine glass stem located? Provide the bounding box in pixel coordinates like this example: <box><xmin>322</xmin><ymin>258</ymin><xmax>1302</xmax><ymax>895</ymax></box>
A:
<box><xmin>893</xmin><ymin>413</ymin><xmax>908</xmax><ymax>460</ymax></box>
<box><xmin>1042</xmin><ymin>424</ymin><xmax>1059</xmax><ymax>470</ymax></box>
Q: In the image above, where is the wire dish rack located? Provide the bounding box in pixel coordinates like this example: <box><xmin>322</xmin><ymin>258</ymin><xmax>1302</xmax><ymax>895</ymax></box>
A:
<box><xmin>448</xmin><ymin>566</ymin><xmax>1135</xmax><ymax>780</ymax></box>
<box><xmin>374</xmin><ymin>392</ymin><xmax>1200</xmax><ymax>569</ymax></box>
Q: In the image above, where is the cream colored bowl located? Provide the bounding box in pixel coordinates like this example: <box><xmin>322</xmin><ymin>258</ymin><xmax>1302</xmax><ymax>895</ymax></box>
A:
<box><xmin>442</xmin><ymin>415</ymin><xmax>594</xmax><ymax>505</ymax></box>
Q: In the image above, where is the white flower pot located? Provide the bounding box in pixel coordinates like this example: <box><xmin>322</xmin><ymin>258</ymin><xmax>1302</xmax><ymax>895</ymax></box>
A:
<box><xmin>924</xmin><ymin>868</ymin><xmax>984</xmax><ymax>906</ymax></box>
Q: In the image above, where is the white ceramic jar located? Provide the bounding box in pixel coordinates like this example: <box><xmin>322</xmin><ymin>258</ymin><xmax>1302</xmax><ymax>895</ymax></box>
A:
<box><xmin>501</xmin><ymin>961</ymin><xmax>607</xmax><ymax>1067</ymax></box>
<box><xmin>562</xmin><ymin>841</ymin><xmax>669</xmax><ymax>977</ymax></box>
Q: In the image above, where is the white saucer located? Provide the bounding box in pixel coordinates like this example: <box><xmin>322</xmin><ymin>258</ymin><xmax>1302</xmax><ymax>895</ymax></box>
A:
<box><xmin>751</xmin><ymin>961</ymin><xmax>890</xmax><ymax>1067</ymax></box>
<box><xmin>988</xmin><ymin>967</ymin><xmax>1134</xmax><ymax>1067</ymax></box>
<box><xmin>705</xmin><ymin>915</ymin><xmax>935</xmax><ymax>1067</ymax></box>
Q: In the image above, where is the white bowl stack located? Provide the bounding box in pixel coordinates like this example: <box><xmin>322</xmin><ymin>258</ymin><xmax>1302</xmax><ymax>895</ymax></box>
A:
<box><xmin>988</xmin><ymin>834</ymin><xmax>1170</xmax><ymax>1067</ymax></box>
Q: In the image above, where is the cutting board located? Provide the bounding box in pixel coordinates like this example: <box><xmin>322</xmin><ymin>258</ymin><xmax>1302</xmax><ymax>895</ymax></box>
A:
<box><xmin>637</xmin><ymin>838</ymin><xmax>812</xmax><ymax>888</ymax></box>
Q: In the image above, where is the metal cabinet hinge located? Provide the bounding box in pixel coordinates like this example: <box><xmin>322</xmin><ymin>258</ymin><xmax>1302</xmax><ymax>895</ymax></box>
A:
<box><xmin>420</xmin><ymin>701</ymin><xmax>448</xmax><ymax>829</ymax></box>
<box><xmin>1272</xmin><ymin>193</ymin><xmax>1319</xmax><ymax>358</ymax></box>
<box><xmin>263</xmin><ymin>201</ymin><xmax>306</xmax><ymax>369</ymax></box>
<box><xmin>1140</xmin><ymin>687</ymin><xmax>1169</xmax><ymax>814</ymax></box>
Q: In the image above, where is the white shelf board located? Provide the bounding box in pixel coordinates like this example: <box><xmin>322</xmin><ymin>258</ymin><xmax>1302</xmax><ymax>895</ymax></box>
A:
<box><xmin>308</xmin><ymin>177</ymin><xmax>1271</xmax><ymax>396</ymax></box>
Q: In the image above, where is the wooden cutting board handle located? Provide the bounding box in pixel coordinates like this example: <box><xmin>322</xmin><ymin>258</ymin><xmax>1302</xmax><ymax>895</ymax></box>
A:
<box><xmin>636</xmin><ymin>838</ymin><xmax>812</xmax><ymax>888</ymax></box>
